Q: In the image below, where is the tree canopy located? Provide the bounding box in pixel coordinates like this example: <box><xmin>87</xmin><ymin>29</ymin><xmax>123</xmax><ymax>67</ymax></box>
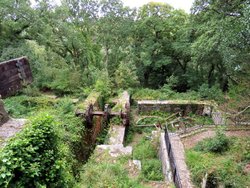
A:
<box><xmin>0</xmin><ymin>0</ymin><xmax>249</xmax><ymax>97</ymax></box>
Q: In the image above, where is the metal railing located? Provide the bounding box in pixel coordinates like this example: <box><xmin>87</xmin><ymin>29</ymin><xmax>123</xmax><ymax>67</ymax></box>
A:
<box><xmin>164</xmin><ymin>126</ymin><xmax>182</xmax><ymax>188</ymax></box>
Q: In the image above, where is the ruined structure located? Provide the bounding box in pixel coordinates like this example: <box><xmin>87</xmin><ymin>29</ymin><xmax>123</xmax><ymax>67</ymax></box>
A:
<box><xmin>0</xmin><ymin>57</ymin><xmax>33</xmax><ymax>98</ymax></box>
<box><xmin>0</xmin><ymin>98</ymin><xmax>9</xmax><ymax>126</ymax></box>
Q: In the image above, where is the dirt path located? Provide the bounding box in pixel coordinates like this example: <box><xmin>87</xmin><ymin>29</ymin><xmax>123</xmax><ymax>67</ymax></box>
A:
<box><xmin>0</xmin><ymin>118</ymin><xmax>26</xmax><ymax>148</ymax></box>
<box><xmin>181</xmin><ymin>129</ymin><xmax>250</xmax><ymax>149</ymax></box>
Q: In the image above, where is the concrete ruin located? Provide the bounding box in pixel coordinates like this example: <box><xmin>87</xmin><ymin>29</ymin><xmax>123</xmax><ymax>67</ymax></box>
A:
<box><xmin>97</xmin><ymin>91</ymin><xmax>132</xmax><ymax>157</ymax></box>
<box><xmin>137</xmin><ymin>100</ymin><xmax>226</xmax><ymax>125</ymax></box>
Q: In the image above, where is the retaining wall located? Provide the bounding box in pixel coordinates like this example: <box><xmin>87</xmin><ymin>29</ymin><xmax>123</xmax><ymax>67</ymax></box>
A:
<box><xmin>159</xmin><ymin>133</ymin><xmax>172</xmax><ymax>182</ymax></box>
<box><xmin>137</xmin><ymin>100</ymin><xmax>226</xmax><ymax>125</ymax></box>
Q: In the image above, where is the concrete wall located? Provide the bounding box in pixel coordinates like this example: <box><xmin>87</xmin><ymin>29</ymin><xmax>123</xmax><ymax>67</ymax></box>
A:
<box><xmin>137</xmin><ymin>100</ymin><xmax>226</xmax><ymax>125</ymax></box>
<box><xmin>138</xmin><ymin>100</ymin><xmax>205</xmax><ymax>115</ymax></box>
<box><xmin>159</xmin><ymin>133</ymin><xmax>172</xmax><ymax>182</ymax></box>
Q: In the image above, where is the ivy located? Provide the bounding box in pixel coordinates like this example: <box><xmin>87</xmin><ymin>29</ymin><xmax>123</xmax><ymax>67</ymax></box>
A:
<box><xmin>0</xmin><ymin>114</ymin><xmax>67</xmax><ymax>187</ymax></box>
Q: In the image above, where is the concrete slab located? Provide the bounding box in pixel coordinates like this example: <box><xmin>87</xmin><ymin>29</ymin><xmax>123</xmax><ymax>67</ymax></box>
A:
<box><xmin>108</xmin><ymin>125</ymin><xmax>125</xmax><ymax>145</ymax></box>
<box><xmin>97</xmin><ymin>144</ymin><xmax>132</xmax><ymax>157</ymax></box>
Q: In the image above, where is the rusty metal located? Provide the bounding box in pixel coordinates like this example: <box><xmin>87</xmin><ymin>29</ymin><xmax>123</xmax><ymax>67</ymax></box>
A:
<box><xmin>82</xmin><ymin>103</ymin><xmax>130</xmax><ymax>127</ymax></box>
<box><xmin>0</xmin><ymin>57</ymin><xmax>33</xmax><ymax>98</ymax></box>
<box><xmin>85</xmin><ymin>104</ymin><xmax>94</xmax><ymax>128</ymax></box>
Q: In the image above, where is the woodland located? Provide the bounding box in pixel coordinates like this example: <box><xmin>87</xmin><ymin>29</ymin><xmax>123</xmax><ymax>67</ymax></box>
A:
<box><xmin>0</xmin><ymin>0</ymin><xmax>249</xmax><ymax>100</ymax></box>
<box><xmin>0</xmin><ymin>0</ymin><xmax>250</xmax><ymax>187</ymax></box>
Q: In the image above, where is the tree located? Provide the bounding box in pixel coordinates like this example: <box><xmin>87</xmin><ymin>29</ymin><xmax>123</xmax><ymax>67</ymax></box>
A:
<box><xmin>190</xmin><ymin>0</ymin><xmax>250</xmax><ymax>91</ymax></box>
<box><xmin>133</xmin><ymin>2</ymin><xmax>189</xmax><ymax>89</ymax></box>
<box><xmin>115</xmin><ymin>61</ymin><xmax>139</xmax><ymax>89</ymax></box>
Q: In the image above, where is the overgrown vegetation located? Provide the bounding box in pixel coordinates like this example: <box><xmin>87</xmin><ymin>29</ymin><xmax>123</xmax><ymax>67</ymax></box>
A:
<box><xmin>194</xmin><ymin>129</ymin><xmax>230</xmax><ymax>153</ymax></box>
<box><xmin>0</xmin><ymin>0</ymin><xmax>249</xmax><ymax>187</ymax></box>
<box><xmin>0</xmin><ymin>0</ymin><xmax>249</xmax><ymax>102</ymax></box>
<box><xmin>1</xmin><ymin>95</ymin><xmax>85</xmax><ymax>187</ymax></box>
<box><xmin>77</xmin><ymin>153</ymin><xmax>145</xmax><ymax>188</ymax></box>
<box><xmin>133</xmin><ymin>136</ymin><xmax>163</xmax><ymax>181</ymax></box>
<box><xmin>0</xmin><ymin>114</ymin><xmax>75</xmax><ymax>187</ymax></box>
<box><xmin>186</xmin><ymin>133</ymin><xmax>250</xmax><ymax>187</ymax></box>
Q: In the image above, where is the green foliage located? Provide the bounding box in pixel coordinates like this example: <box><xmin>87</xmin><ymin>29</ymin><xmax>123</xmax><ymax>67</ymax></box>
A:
<box><xmin>133</xmin><ymin>88</ymin><xmax>203</xmax><ymax>101</ymax></box>
<box><xmin>133</xmin><ymin>138</ymin><xmax>157</xmax><ymax>160</ymax></box>
<box><xmin>78</xmin><ymin>154</ymin><xmax>144</xmax><ymax>188</ymax></box>
<box><xmin>0</xmin><ymin>114</ymin><xmax>68</xmax><ymax>187</ymax></box>
<box><xmin>194</xmin><ymin>129</ymin><xmax>229</xmax><ymax>153</ymax></box>
<box><xmin>3</xmin><ymin>96</ymin><xmax>56</xmax><ymax>118</ymax></box>
<box><xmin>22</xmin><ymin>85</ymin><xmax>41</xmax><ymax>97</ymax></box>
<box><xmin>198</xmin><ymin>84</ymin><xmax>225</xmax><ymax>102</ymax></box>
<box><xmin>115</xmin><ymin>61</ymin><xmax>139</xmax><ymax>89</ymax></box>
<box><xmin>133</xmin><ymin>137</ymin><xmax>163</xmax><ymax>181</ymax></box>
<box><xmin>94</xmin><ymin>72</ymin><xmax>112</xmax><ymax>99</ymax></box>
<box><xmin>133</xmin><ymin>88</ymin><xmax>169</xmax><ymax>100</ymax></box>
<box><xmin>186</xmin><ymin>136</ymin><xmax>250</xmax><ymax>187</ymax></box>
<box><xmin>141</xmin><ymin>159</ymin><xmax>163</xmax><ymax>181</ymax></box>
<box><xmin>2</xmin><ymin>95</ymin><xmax>85</xmax><ymax>187</ymax></box>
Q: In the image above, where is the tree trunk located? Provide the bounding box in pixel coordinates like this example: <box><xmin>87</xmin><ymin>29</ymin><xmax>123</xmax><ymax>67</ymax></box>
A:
<box><xmin>208</xmin><ymin>64</ymin><xmax>215</xmax><ymax>87</ymax></box>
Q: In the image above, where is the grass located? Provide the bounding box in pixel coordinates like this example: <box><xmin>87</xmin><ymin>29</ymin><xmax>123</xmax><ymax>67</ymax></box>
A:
<box><xmin>76</xmin><ymin>152</ymin><xmax>146</xmax><ymax>188</ymax></box>
<box><xmin>3</xmin><ymin>95</ymin><xmax>57</xmax><ymax>118</ymax></box>
<box><xmin>133</xmin><ymin>135</ymin><xmax>164</xmax><ymax>181</ymax></box>
<box><xmin>186</xmin><ymin>136</ymin><xmax>250</xmax><ymax>187</ymax></box>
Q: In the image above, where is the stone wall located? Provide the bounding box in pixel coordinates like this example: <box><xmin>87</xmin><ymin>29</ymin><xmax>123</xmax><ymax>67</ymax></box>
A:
<box><xmin>137</xmin><ymin>100</ymin><xmax>226</xmax><ymax>125</ymax></box>
<box><xmin>0</xmin><ymin>99</ymin><xmax>9</xmax><ymax>126</ymax></box>
<box><xmin>137</xmin><ymin>100</ymin><xmax>205</xmax><ymax>115</ymax></box>
<box><xmin>159</xmin><ymin>133</ymin><xmax>172</xmax><ymax>182</ymax></box>
<box><xmin>0</xmin><ymin>57</ymin><xmax>33</xmax><ymax>98</ymax></box>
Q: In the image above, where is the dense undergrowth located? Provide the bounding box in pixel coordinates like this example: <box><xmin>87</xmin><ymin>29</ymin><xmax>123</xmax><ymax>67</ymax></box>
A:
<box><xmin>1</xmin><ymin>95</ymin><xmax>85</xmax><ymax>187</ymax></box>
<box><xmin>186</xmin><ymin>130</ymin><xmax>250</xmax><ymax>187</ymax></box>
<box><xmin>133</xmin><ymin>136</ymin><xmax>163</xmax><ymax>181</ymax></box>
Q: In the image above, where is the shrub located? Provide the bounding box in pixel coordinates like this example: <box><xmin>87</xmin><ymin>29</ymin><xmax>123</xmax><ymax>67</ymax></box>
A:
<box><xmin>133</xmin><ymin>138</ymin><xmax>157</xmax><ymax>160</ymax></box>
<box><xmin>1</xmin><ymin>97</ymin><xmax>85</xmax><ymax>187</ymax></box>
<box><xmin>198</xmin><ymin>84</ymin><xmax>225</xmax><ymax>102</ymax></box>
<box><xmin>195</xmin><ymin>129</ymin><xmax>229</xmax><ymax>153</ymax></box>
<box><xmin>133</xmin><ymin>137</ymin><xmax>163</xmax><ymax>181</ymax></box>
<box><xmin>22</xmin><ymin>85</ymin><xmax>41</xmax><ymax>97</ymax></box>
<box><xmin>0</xmin><ymin>114</ymin><xmax>68</xmax><ymax>187</ymax></box>
<box><xmin>115</xmin><ymin>61</ymin><xmax>139</xmax><ymax>89</ymax></box>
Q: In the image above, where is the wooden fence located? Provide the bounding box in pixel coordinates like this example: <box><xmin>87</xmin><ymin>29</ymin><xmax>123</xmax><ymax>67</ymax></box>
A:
<box><xmin>0</xmin><ymin>57</ymin><xmax>33</xmax><ymax>98</ymax></box>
